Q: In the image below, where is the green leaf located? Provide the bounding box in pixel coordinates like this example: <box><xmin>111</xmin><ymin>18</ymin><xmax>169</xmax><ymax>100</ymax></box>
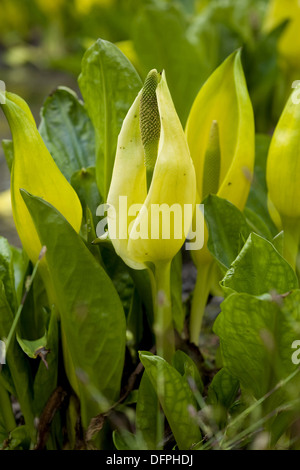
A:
<box><xmin>16</xmin><ymin>331</ymin><xmax>47</xmax><ymax>360</ymax></box>
<box><xmin>21</xmin><ymin>190</ymin><xmax>126</xmax><ymax>428</ymax></box>
<box><xmin>33</xmin><ymin>307</ymin><xmax>59</xmax><ymax>416</ymax></box>
<box><xmin>139</xmin><ymin>351</ymin><xmax>201</xmax><ymax>450</ymax></box>
<box><xmin>0</xmin><ymin>237</ymin><xmax>19</xmax><ymax>312</ymax></box>
<box><xmin>172</xmin><ymin>350</ymin><xmax>204</xmax><ymax>394</ymax></box>
<box><xmin>10</xmin><ymin>246</ymin><xmax>28</xmax><ymax>306</ymax></box>
<box><xmin>204</xmin><ymin>194</ymin><xmax>251</xmax><ymax>271</ymax></box>
<box><xmin>243</xmin><ymin>206</ymin><xmax>273</xmax><ymax>240</ymax></box>
<box><xmin>132</xmin><ymin>3</ymin><xmax>210</xmax><ymax>125</ymax></box>
<box><xmin>214</xmin><ymin>290</ymin><xmax>300</xmax><ymax>404</ymax></box>
<box><xmin>78</xmin><ymin>38</ymin><xmax>142</xmax><ymax>199</ymax></box>
<box><xmin>70</xmin><ymin>166</ymin><xmax>101</xmax><ymax>224</ymax></box>
<box><xmin>221</xmin><ymin>233</ymin><xmax>298</xmax><ymax>296</ymax></box>
<box><xmin>208</xmin><ymin>368</ymin><xmax>239</xmax><ymax>410</ymax></box>
<box><xmin>0</xmin><ymin>383</ymin><xmax>15</xmax><ymax>436</ymax></box>
<box><xmin>2</xmin><ymin>139</ymin><xmax>14</xmax><ymax>172</ymax></box>
<box><xmin>0</xmin><ymin>283</ymin><xmax>35</xmax><ymax>435</ymax></box>
<box><xmin>5</xmin><ymin>425</ymin><xmax>31</xmax><ymax>450</ymax></box>
<box><xmin>207</xmin><ymin>368</ymin><xmax>239</xmax><ymax>427</ymax></box>
<box><xmin>136</xmin><ymin>370</ymin><xmax>163</xmax><ymax>450</ymax></box>
<box><xmin>39</xmin><ymin>87</ymin><xmax>96</xmax><ymax>182</ymax></box>
<box><xmin>113</xmin><ymin>429</ymin><xmax>145</xmax><ymax>451</ymax></box>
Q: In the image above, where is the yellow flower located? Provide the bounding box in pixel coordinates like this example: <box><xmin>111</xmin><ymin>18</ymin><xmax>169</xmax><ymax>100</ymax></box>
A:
<box><xmin>185</xmin><ymin>50</ymin><xmax>255</xmax><ymax>343</ymax></box>
<box><xmin>107</xmin><ymin>70</ymin><xmax>196</xmax><ymax>270</ymax></box>
<box><xmin>0</xmin><ymin>91</ymin><xmax>82</xmax><ymax>263</ymax></box>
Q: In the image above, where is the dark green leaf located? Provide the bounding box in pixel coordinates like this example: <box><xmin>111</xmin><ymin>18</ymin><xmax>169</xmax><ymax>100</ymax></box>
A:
<box><xmin>139</xmin><ymin>351</ymin><xmax>201</xmax><ymax>450</ymax></box>
<box><xmin>208</xmin><ymin>368</ymin><xmax>239</xmax><ymax>409</ymax></box>
<box><xmin>33</xmin><ymin>306</ymin><xmax>59</xmax><ymax>416</ymax></box>
<box><xmin>21</xmin><ymin>190</ymin><xmax>126</xmax><ymax>428</ymax></box>
<box><xmin>172</xmin><ymin>350</ymin><xmax>204</xmax><ymax>394</ymax></box>
<box><xmin>71</xmin><ymin>166</ymin><xmax>101</xmax><ymax>224</ymax></box>
<box><xmin>39</xmin><ymin>87</ymin><xmax>96</xmax><ymax>182</ymax></box>
<box><xmin>78</xmin><ymin>38</ymin><xmax>142</xmax><ymax>199</ymax></box>
<box><xmin>133</xmin><ymin>3</ymin><xmax>210</xmax><ymax>125</ymax></box>
<box><xmin>204</xmin><ymin>194</ymin><xmax>251</xmax><ymax>271</ymax></box>
<box><xmin>136</xmin><ymin>370</ymin><xmax>163</xmax><ymax>450</ymax></box>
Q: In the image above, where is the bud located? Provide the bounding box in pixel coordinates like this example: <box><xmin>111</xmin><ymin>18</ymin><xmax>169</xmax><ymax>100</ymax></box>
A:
<box><xmin>0</xmin><ymin>92</ymin><xmax>82</xmax><ymax>263</ymax></box>
<box><xmin>266</xmin><ymin>90</ymin><xmax>300</xmax><ymax>267</ymax></box>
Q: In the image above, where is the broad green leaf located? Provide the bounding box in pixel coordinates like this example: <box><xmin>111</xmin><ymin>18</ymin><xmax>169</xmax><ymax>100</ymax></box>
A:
<box><xmin>39</xmin><ymin>87</ymin><xmax>96</xmax><ymax>182</ymax></box>
<box><xmin>132</xmin><ymin>3</ymin><xmax>210</xmax><ymax>125</ymax></box>
<box><xmin>136</xmin><ymin>370</ymin><xmax>163</xmax><ymax>450</ymax></box>
<box><xmin>172</xmin><ymin>350</ymin><xmax>204</xmax><ymax>394</ymax></box>
<box><xmin>221</xmin><ymin>233</ymin><xmax>298</xmax><ymax>296</ymax></box>
<box><xmin>21</xmin><ymin>191</ymin><xmax>126</xmax><ymax>428</ymax></box>
<box><xmin>204</xmin><ymin>194</ymin><xmax>251</xmax><ymax>271</ymax></box>
<box><xmin>0</xmin><ymin>91</ymin><xmax>82</xmax><ymax>264</ymax></box>
<box><xmin>78</xmin><ymin>38</ymin><xmax>142</xmax><ymax>199</ymax></box>
<box><xmin>214</xmin><ymin>290</ymin><xmax>300</xmax><ymax>404</ymax></box>
<box><xmin>139</xmin><ymin>351</ymin><xmax>201</xmax><ymax>450</ymax></box>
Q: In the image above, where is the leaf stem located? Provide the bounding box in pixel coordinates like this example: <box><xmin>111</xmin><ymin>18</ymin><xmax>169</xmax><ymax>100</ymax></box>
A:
<box><xmin>282</xmin><ymin>216</ymin><xmax>300</xmax><ymax>271</ymax></box>
<box><xmin>189</xmin><ymin>261</ymin><xmax>213</xmax><ymax>345</ymax></box>
<box><xmin>149</xmin><ymin>261</ymin><xmax>175</xmax><ymax>363</ymax></box>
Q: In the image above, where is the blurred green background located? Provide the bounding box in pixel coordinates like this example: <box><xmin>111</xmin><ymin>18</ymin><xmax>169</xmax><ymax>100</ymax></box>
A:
<box><xmin>1</xmin><ymin>0</ymin><xmax>300</xmax><ymax>244</ymax></box>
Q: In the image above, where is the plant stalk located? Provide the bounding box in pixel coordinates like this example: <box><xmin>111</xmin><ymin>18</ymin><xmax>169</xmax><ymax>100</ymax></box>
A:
<box><xmin>189</xmin><ymin>260</ymin><xmax>213</xmax><ymax>345</ymax></box>
<box><xmin>149</xmin><ymin>260</ymin><xmax>175</xmax><ymax>363</ymax></box>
